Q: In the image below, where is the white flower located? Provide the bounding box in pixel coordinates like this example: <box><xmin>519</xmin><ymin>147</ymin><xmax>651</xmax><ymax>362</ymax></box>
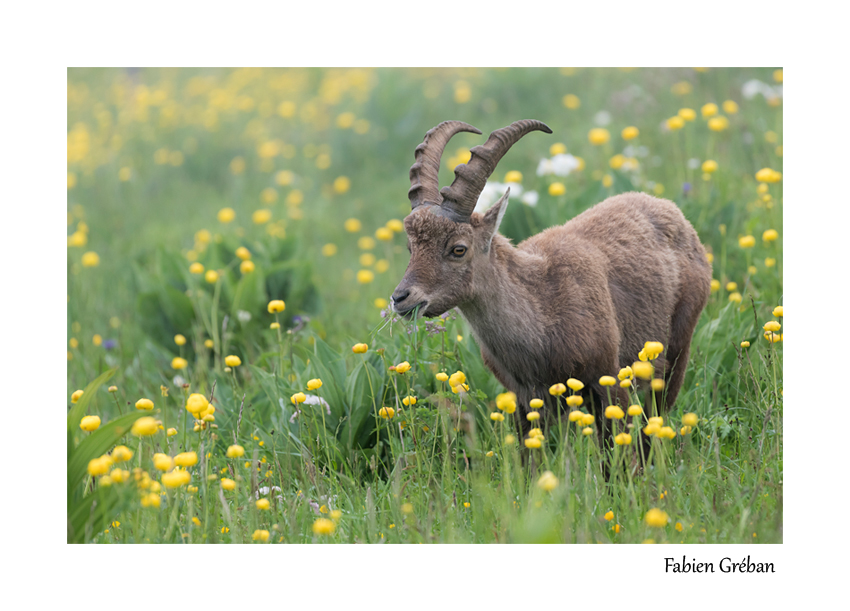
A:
<box><xmin>593</xmin><ymin>110</ymin><xmax>612</xmax><ymax>126</ymax></box>
<box><xmin>237</xmin><ymin>310</ymin><xmax>252</xmax><ymax>323</ymax></box>
<box><xmin>551</xmin><ymin>154</ymin><xmax>580</xmax><ymax>177</ymax></box>
<box><xmin>742</xmin><ymin>79</ymin><xmax>783</xmax><ymax>101</ymax></box>
<box><xmin>172</xmin><ymin>375</ymin><xmax>186</xmax><ymax>387</ymax></box>
<box><xmin>521</xmin><ymin>190</ymin><xmax>539</xmax><ymax>207</ymax></box>
<box><xmin>687</xmin><ymin>158</ymin><xmax>701</xmax><ymax>170</ymax></box>
<box><xmin>303</xmin><ymin>393</ymin><xmax>331</xmax><ymax>415</ymax></box>
<box><xmin>624</xmin><ymin>145</ymin><xmax>649</xmax><ymax>158</ymax></box>
<box><xmin>536</xmin><ymin>158</ymin><xmax>554</xmax><ymax>176</ymax></box>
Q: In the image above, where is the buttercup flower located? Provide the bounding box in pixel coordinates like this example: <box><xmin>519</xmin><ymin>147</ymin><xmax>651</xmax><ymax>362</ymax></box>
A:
<box><xmin>172</xmin><ymin>357</ymin><xmax>188</xmax><ymax>370</ymax></box>
<box><xmin>135</xmin><ymin>398</ymin><xmax>154</xmax><ymax>411</ymax></box>
<box><xmin>132</xmin><ymin>417</ymin><xmax>159</xmax><ymax>437</ymax></box>
<box><xmin>80</xmin><ymin>415</ymin><xmax>101</xmax><ymax>432</ymax></box>
<box><xmin>537</xmin><ymin>471</ymin><xmax>558</xmax><ymax>491</ymax></box>
<box><xmin>566</xmin><ymin>378</ymin><xmax>584</xmax><ymax>392</ymax></box>
<box><xmin>352</xmin><ymin>343</ymin><xmax>368</xmax><ymax>354</ymax></box>
<box><xmin>224</xmin><ymin>355</ymin><xmax>242</xmax><ymax>367</ymax></box>
<box><xmin>395</xmin><ymin>361</ymin><xmax>411</xmax><ymax>374</ymax></box>
<box><xmin>268</xmin><ymin>300</ymin><xmax>286</xmax><ymax>313</ymax></box>
<box><xmin>313</xmin><ymin>518</ymin><xmax>336</xmax><ymax>535</ymax></box>
<box><xmin>71</xmin><ymin>390</ymin><xmax>84</xmax><ymax>404</ymax></box>
<box><xmin>226</xmin><ymin>445</ymin><xmax>245</xmax><ymax>458</ymax></box>
<box><xmin>379</xmin><ymin>407</ymin><xmax>395</xmax><ymax>419</ymax></box>
<box><xmin>645</xmin><ymin>508</ymin><xmax>669</xmax><ymax>527</ymax></box>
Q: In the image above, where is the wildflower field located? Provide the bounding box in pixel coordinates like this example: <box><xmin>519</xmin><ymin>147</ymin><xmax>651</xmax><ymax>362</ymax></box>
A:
<box><xmin>67</xmin><ymin>67</ymin><xmax>782</xmax><ymax>544</ymax></box>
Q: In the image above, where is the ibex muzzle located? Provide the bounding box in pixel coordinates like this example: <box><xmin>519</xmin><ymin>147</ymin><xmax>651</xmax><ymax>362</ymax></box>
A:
<box><xmin>393</xmin><ymin>120</ymin><xmax>711</xmax><ymax>441</ymax></box>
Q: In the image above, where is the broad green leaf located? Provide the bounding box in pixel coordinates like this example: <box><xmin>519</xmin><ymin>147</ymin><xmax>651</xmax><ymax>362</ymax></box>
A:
<box><xmin>67</xmin><ymin>368</ymin><xmax>117</xmax><ymax>433</ymax></box>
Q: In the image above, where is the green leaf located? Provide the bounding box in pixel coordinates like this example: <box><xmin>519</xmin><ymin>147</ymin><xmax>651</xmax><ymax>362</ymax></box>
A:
<box><xmin>67</xmin><ymin>368</ymin><xmax>118</xmax><ymax>433</ymax></box>
<box><xmin>67</xmin><ymin>410</ymin><xmax>149</xmax><ymax>502</ymax></box>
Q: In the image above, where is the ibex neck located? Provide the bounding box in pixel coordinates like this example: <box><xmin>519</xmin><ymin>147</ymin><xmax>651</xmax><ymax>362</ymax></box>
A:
<box><xmin>457</xmin><ymin>236</ymin><xmax>546</xmax><ymax>357</ymax></box>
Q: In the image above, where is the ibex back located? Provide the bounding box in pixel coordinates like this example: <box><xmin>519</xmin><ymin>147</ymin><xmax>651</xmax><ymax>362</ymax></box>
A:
<box><xmin>392</xmin><ymin>120</ymin><xmax>711</xmax><ymax>439</ymax></box>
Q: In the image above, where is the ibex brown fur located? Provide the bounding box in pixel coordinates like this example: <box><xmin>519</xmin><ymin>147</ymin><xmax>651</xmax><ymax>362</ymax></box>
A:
<box><xmin>392</xmin><ymin>120</ymin><xmax>711</xmax><ymax>440</ymax></box>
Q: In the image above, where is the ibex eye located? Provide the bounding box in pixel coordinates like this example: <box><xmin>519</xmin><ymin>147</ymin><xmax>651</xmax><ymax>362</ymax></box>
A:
<box><xmin>452</xmin><ymin>246</ymin><xmax>467</xmax><ymax>257</ymax></box>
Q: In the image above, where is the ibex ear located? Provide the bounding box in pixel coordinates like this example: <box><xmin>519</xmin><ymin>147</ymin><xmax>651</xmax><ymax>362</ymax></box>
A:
<box><xmin>480</xmin><ymin>187</ymin><xmax>510</xmax><ymax>253</ymax></box>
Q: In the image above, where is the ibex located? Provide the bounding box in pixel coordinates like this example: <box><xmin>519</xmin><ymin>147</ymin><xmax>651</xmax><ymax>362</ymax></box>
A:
<box><xmin>391</xmin><ymin>120</ymin><xmax>712</xmax><ymax>442</ymax></box>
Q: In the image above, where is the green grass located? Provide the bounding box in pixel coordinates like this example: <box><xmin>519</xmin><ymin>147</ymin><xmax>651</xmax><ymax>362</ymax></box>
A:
<box><xmin>66</xmin><ymin>67</ymin><xmax>782</xmax><ymax>544</ymax></box>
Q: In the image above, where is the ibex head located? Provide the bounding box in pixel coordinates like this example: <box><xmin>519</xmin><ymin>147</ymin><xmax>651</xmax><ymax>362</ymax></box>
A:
<box><xmin>392</xmin><ymin>120</ymin><xmax>552</xmax><ymax>318</ymax></box>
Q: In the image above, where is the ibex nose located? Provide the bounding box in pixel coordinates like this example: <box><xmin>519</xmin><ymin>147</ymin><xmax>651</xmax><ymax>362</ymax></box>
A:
<box><xmin>392</xmin><ymin>288</ymin><xmax>410</xmax><ymax>305</ymax></box>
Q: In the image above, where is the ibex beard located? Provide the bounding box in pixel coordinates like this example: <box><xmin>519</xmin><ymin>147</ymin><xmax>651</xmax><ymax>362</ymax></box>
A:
<box><xmin>392</xmin><ymin>120</ymin><xmax>711</xmax><ymax>446</ymax></box>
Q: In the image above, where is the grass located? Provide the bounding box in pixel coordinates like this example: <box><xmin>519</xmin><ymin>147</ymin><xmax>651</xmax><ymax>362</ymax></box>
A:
<box><xmin>66</xmin><ymin>67</ymin><xmax>782</xmax><ymax>544</ymax></box>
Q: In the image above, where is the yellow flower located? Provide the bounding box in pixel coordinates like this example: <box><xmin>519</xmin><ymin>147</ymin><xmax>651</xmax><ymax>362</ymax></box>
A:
<box><xmin>722</xmin><ymin>100</ymin><xmax>739</xmax><ymax>114</ymax></box>
<box><xmin>549</xmin><ymin>383</ymin><xmax>567</xmax><ymax>396</ymax></box>
<box><xmin>82</xmin><ymin>252</ymin><xmax>100</xmax><ymax>267</ymax></box>
<box><xmin>402</xmin><ymin>396</ymin><xmax>416</xmax><ymax>406</ymax></box>
<box><xmin>763</xmin><ymin>229</ymin><xmax>778</xmax><ymax>242</ymax></box>
<box><xmin>701</xmin><ymin>103</ymin><xmax>718</xmax><ymax>118</ymax></box>
<box><xmin>615</xmin><ymin>433</ymin><xmax>632</xmax><ymax>445</ymax></box>
<box><xmin>504</xmin><ymin>435</ymin><xmax>516</xmax><ymax>445</ymax></box>
<box><xmin>524</xmin><ymin>437</ymin><xmax>542</xmax><ymax>449</ymax></box>
<box><xmin>174</xmin><ymin>452</ymin><xmax>198</xmax><ymax>467</ymax></box>
<box><xmin>375</xmin><ymin>227</ymin><xmax>393</xmax><ymax>241</ymax></box>
<box><xmin>582</xmin><ymin>427</ymin><xmax>594</xmax><ymax>436</ymax></box>
<box><xmin>710</xmin><ymin>279</ymin><xmax>720</xmax><ymax>292</ymax></box>
<box><xmin>504</xmin><ymin>170</ymin><xmax>523</xmax><ymax>183</ymax></box>
<box><xmin>645</xmin><ymin>508</ymin><xmax>669</xmax><ymax>527</ymax></box>
<box><xmin>333</xmin><ymin>176</ymin><xmax>351</xmax><ymax>194</ymax></box>
<box><xmin>267</xmin><ymin>300</ymin><xmax>286</xmax><ymax>314</ymax></box>
<box><xmin>80</xmin><ymin>415</ymin><xmax>101</xmax><ymax>432</ymax></box>
<box><xmin>304</xmin><ymin>378</ymin><xmax>322</xmax><ymax>391</ymax></box>
<box><xmin>153</xmin><ymin>453</ymin><xmax>173</xmax><ymax>471</ymax></box>
<box><xmin>256</xmin><ymin>498</ymin><xmax>270</xmax><ymax>510</ymax></box>
<box><xmin>344</xmin><ymin>218</ymin><xmax>362</xmax><ymax>233</ymax></box>
<box><xmin>252</xmin><ymin>209</ymin><xmax>272</xmax><ymax>224</ymax></box>
<box><xmin>702</xmin><ymin>160</ymin><xmax>718</xmax><ymax>173</ymax></box>
<box><xmin>549</xmin><ymin>142</ymin><xmax>567</xmax><ymax>156</ymax></box>
<box><xmin>185</xmin><ymin>393</ymin><xmax>209</xmax><ymax>415</ymax></box>
<box><xmin>436</xmin><ymin>372</ymin><xmax>449</xmax><ymax>382</ymax></box>
<box><xmin>216</xmin><ymin>477</ymin><xmax>234</xmax><ymax>490</ymax></box>
<box><xmin>291</xmin><ymin>392</ymin><xmax>307</xmax><ymax>405</ymax></box>
<box><xmin>167</xmin><ymin>427</ymin><xmax>177</xmax><ymax>437</ymax></box>
<box><xmin>132</xmin><ymin>416</ymin><xmax>159</xmax><ymax>437</ymax></box>
<box><xmin>729</xmin><ymin>292</ymin><xmax>743</xmax><ymax>304</ymax></box>
<box><xmin>605</xmin><ymin>406</ymin><xmax>624</xmax><ymax>420</ymax></box>
<box><xmin>707</xmin><ymin>115</ymin><xmax>729</xmax><ymax>130</ymax></box>
<box><xmin>651</xmin><ymin>379</ymin><xmax>665</xmax><ymax>391</ymax></box>
<box><xmin>566</xmin><ymin>378</ymin><xmax>584</xmax><ymax>392</ymax></box>
<box><xmin>739</xmin><ymin>235</ymin><xmax>756</xmax><ymax>248</ymax></box>
<box><xmin>682</xmin><ymin>413</ymin><xmax>699</xmax><ymax>427</ymax></box>
<box><xmin>252</xmin><ymin>529</ymin><xmax>270</xmax><ymax>542</ymax></box>
<box><xmin>678</xmin><ymin>108</ymin><xmax>696</xmax><ymax>121</ymax></box>
<box><xmin>189</xmin><ymin>262</ymin><xmax>204</xmax><ymax>275</ymax></box>
<box><xmin>394</xmin><ymin>361</ymin><xmax>411</xmax><ymax>374</ymax></box>
<box><xmin>581</xmin><ymin>413</ymin><xmax>594</xmax><ymax>427</ymax></box>
<box><xmin>352</xmin><ymin>343</ymin><xmax>368</xmax><ymax>354</ymax></box>
<box><xmin>321</xmin><ymin>243</ymin><xmax>338</xmax><ymax>257</ymax></box>
<box><xmin>239</xmin><ymin>260</ymin><xmax>255</xmax><ymax>274</ymax></box>
<box><xmin>755</xmin><ymin>168</ymin><xmax>782</xmax><ymax>183</ymax></box>
<box><xmin>135</xmin><ymin>398</ymin><xmax>154</xmax><ymax>411</ymax></box>
<box><xmin>563</xmin><ymin>94</ymin><xmax>581</xmax><ymax>109</ymax></box>
<box><xmin>313</xmin><ymin>518</ymin><xmax>336</xmax><ymax>535</ymax></box>
<box><xmin>527</xmin><ymin>411</ymin><xmax>540</xmax><ymax>422</ymax></box>
<box><xmin>599</xmin><ymin>375</ymin><xmax>616</xmax><ymax>386</ymax></box>
<box><xmin>379</xmin><ymin>406</ymin><xmax>395</xmax><ymax>419</ymax></box>
<box><xmin>627</xmin><ymin>404</ymin><xmax>643</xmax><ymax>416</ymax></box>
<box><xmin>224</xmin><ymin>445</ymin><xmax>245</xmax><ymax>460</ymax></box>
<box><xmin>496</xmin><ymin>392</ymin><xmax>517</xmax><ymax>413</ymax></box>
<box><xmin>604</xmin><ymin>510</ymin><xmax>614</xmax><ymax>521</ymax></box>
<box><xmin>666</xmin><ymin>116</ymin><xmax>685</xmax><ymax>130</ymax></box>
<box><xmin>173</xmin><ymin>334</ymin><xmax>187</xmax><ymax>347</ymax></box>
<box><xmin>566</xmin><ymin>395</ymin><xmax>583</xmax><ymax>407</ymax></box>
<box><xmin>529</xmin><ymin>398</ymin><xmax>544</xmax><ymax>409</ymax></box>
<box><xmin>357</xmin><ymin>269</ymin><xmax>375</xmax><ymax>284</ymax></box>
<box><xmin>385</xmin><ymin>219</ymin><xmax>404</xmax><ymax>233</ymax></box>
<box><xmin>621</xmin><ymin>126</ymin><xmax>639</xmax><ymax>140</ymax></box>
<box><xmin>548</xmin><ymin>182</ymin><xmax>566</xmax><ymax>196</ymax></box>
<box><xmin>537</xmin><ymin>471</ymin><xmax>558</xmax><ymax>492</ymax></box>
<box><xmin>773</xmin><ymin>306</ymin><xmax>783</xmax><ymax>318</ymax></box>
<box><xmin>764</xmin><ymin>321</ymin><xmax>781</xmax><ymax>333</ymax></box>
<box><xmin>71</xmin><ymin>389</ymin><xmax>84</xmax><ymax>404</ymax></box>
<box><xmin>217</xmin><ymin>207</ymin><xmax>236</xmax><ymax>223</ymax></box>
<box><xmin>617</xmin><ymin>366</ymin><xmax>633</xmax><ymax>381</ymax></box>
<box><xmin>643</xmin><ymin>341</ymin><xmax>664</xmax><ymax>360</ymax></box>
<box><xmin>490</xmin><ymin>412</ymin><xmax>505</xmax><ymax>422</ymax></box>
<box><xmin>657</xmin><ymin>426</ymin><xmax>677</xmax><ymax>439</ymax></box>
<box><xmin>171</xmin><ymin>356</ymin><xmax>188</xmax><ymax>370</ymax></box>
<box><xmin>449</xmin><ymin>371</ymin><xmax>466</xmax><ymax>388</ymax></box>
<box><xmin>224</xmin><ymin>355</ymin><xmax>242</xmax><ymax>367</ymax></box>
<box><xmin>204</xmin><ymin>270</ymin><xmax>219</xmax><ymax>284</ymax></box>
<box><xmin>568</xmin><ymin>410</ymin><xmax>584</xmax><ymax>422</ymax></box>
<box><xmin>632</xmin><ymin>361</ymin><xmax>654</xmax><ymax>380</ymax></box>
<box><xmin>588</xmin><ymin>128</ymin><xmax>609</xmax><ymax>145</ymax></box>
<box><xmin>741</xmin><ymin>341</ymin><xmax>750</xmax><ymax>348</ymax></box>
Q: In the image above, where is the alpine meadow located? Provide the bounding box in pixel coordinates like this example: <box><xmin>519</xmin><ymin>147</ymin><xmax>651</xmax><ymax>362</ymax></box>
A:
<box><xmin>66</xmin><ymin>67</ymin><xmax>783</xmax><ymax>544</ymax></box>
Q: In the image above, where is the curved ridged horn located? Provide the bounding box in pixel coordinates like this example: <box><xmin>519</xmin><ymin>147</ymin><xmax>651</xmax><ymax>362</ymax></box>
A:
<box><xmin>439</xmin><ymin>120</ymin><xmax>552</xmax><ymax>222</ymax></box>
<box><xmin>408</xmin><ymin>121</ymin><xmax>482</xmax><ymax>210</ymax></box>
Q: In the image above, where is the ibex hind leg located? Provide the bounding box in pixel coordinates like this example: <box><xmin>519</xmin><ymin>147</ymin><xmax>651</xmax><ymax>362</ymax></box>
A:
<box><xmin>659</xmin><ymin>284</ymin><xmax>707</xmax><ymax>412</ymax></box>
